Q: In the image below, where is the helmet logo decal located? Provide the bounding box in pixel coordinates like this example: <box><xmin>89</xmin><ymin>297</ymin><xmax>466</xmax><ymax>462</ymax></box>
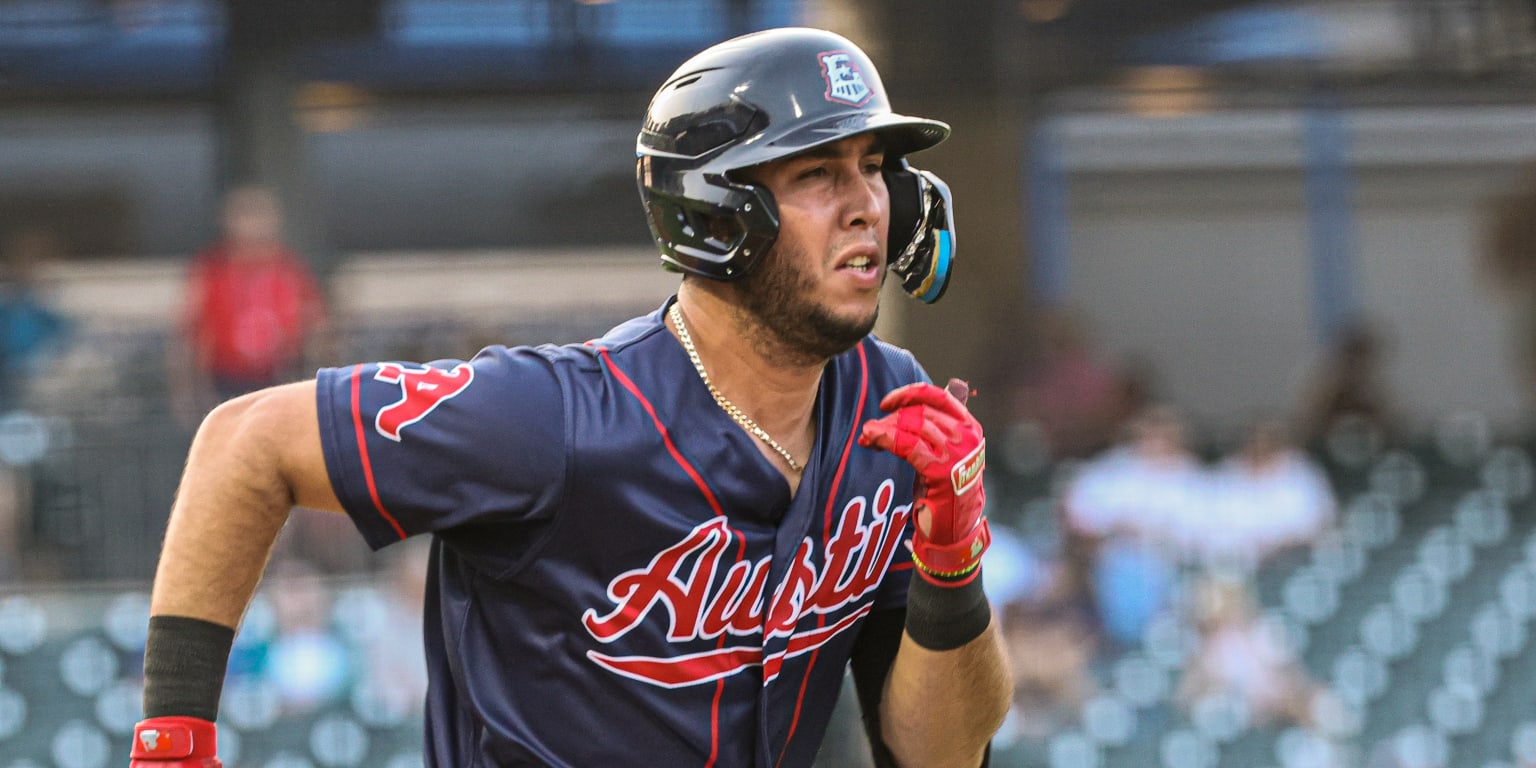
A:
<box><xmin>819</xmin><ymin>51</ymin><xmax>873</xmax><ymax>107</ymax></box>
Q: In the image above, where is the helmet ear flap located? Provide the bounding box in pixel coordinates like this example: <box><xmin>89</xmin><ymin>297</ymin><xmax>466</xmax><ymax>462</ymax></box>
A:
<box><xmin>884</xmin><ymin>159</ymin><xmax>956</xmax><ymax>303</ymax></box>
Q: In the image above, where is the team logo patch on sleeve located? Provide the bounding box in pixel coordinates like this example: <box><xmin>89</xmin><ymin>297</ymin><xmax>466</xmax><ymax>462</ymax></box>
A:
<box><xmin>372</xmin><ymin>362</ymin><xmax>475</xmax><ymax>441</ymax></box>
<box><xmin>819</xmin><ymin>51</ymin><xmax>873</xmax><ymax>106</ymax></box>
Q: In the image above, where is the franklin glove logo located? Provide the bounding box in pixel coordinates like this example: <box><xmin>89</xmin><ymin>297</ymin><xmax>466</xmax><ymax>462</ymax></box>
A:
<box><xmin>950</xmin><ymin>441</ymin><xmax>985</xmax><ymax>495</ymax></box>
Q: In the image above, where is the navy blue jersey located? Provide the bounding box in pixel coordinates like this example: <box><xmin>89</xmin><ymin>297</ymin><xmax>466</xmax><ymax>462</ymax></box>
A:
<box><xmin>315</xmin><ymin>299</ymin><xmax>926</xmax><ymax>767</ymax></box>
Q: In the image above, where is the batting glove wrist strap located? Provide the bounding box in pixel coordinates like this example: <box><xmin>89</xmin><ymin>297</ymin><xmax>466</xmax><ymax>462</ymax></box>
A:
<box><xmin>130</xmin><ymin>716</ymin><xmax>221</xmax><ymax>767</ymax></box>
<box><xmin>857</xmin><ymin>379</ymin><xmax>990</xmax><ymax>588</ymax></box>
<box><xmin>911</xmin><ymin>511</ymin><xmax>990</xmax><ymax>586</ymax></box>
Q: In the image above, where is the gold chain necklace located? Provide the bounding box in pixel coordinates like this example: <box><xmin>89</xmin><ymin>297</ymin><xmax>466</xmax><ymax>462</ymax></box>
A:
<box><xmin>669</xmin><ymin>303</ymin><xmax>804</xmax><ymax>474</ymax></box>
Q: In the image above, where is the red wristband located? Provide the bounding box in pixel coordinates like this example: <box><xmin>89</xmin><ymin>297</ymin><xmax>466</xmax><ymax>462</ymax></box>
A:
<box><xmin>130</xmin><ymin>716</ymin><xmax>221</xmax><ymax>766</ymax></box>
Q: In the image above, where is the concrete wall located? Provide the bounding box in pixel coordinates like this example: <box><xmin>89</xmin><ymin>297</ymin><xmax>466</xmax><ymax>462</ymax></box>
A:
<box><xmin>1052</xmin><ymin>105</ymin><xmax>1536</xmax><ymax>429</ymax></box>
<box><xmin>0</xmin><ymin>99</ymin><xmax>646</xmax><ymax>258</ymax></box>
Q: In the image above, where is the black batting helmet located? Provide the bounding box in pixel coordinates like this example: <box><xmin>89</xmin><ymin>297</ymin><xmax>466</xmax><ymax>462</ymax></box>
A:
<box><xmin>636</xmin><ymin>27</ymin><xmax>958</xmax><ymax>303</ymax></box>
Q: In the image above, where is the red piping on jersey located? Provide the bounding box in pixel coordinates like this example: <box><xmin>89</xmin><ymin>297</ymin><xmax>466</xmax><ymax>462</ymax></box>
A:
<box><xmin>351</xmin><ymin>364</ymin><xmax>408</xmax><ymax>540</ymax></box>
<box><xmin>598</xmin><ymin>346</ymin><xmax>736</xmax><ymax>767</ymax></box>
<box><xmin>599</xmin><ymin>347</ymin><xmax>725</xmax><ymax>517</ymax></box>
<box><xmin>775</xmin><ymin>341</ymin><xmax>870</xmax><ymax>768</ymax></box>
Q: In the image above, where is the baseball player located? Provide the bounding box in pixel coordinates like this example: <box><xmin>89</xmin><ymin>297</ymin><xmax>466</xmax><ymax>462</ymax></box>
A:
<box><xmin>130</xmin><ymin>27</ymin><xmax>1011</xmax><ymax>768</ymax></box>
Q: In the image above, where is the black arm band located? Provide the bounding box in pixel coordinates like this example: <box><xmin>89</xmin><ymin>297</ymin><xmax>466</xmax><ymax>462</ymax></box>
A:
<box><xmin>904</xmin><ymin>569</ymin><xmax>992</xmax><ymax>651</ymax></box>
<box><xmin>143</xmin><ymin>615</ymin><xmax>236</xmax><ymax>721</ymax></box>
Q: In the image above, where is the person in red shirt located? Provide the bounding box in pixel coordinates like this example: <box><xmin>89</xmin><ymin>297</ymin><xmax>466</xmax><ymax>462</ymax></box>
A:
<box><xmin>172</xmin><ymin>185</ymin><xmax>327</xmax><ymax>424</ymax></box>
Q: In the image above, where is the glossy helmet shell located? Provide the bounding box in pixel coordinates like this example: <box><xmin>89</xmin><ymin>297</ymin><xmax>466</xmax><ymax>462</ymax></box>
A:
<box><xmin>636</xmin><ymin>27</ymin><xmax>950</xmax><ymax>280</ymax></box>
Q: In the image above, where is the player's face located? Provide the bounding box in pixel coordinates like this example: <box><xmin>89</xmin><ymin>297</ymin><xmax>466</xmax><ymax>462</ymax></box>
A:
<box><xmin>733</xmin><ymin>134</ymin><xmax>888</xmax><ymax>360</ymax></box>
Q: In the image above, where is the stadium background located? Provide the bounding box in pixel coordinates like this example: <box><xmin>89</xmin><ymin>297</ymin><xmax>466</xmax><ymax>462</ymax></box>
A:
<box><xmin>0</xmin><ymin>0</ymin><xmax>1535</xmax><ymax>766</ymax></box>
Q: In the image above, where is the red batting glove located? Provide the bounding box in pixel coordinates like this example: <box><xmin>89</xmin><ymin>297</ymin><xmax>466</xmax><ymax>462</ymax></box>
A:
<box><xmin>858</xmin><ymin>378</ymin><xmax>990</xmax><ymax>586</ymax></box>
<box><xmin>130</xmin><ymin>716</ymin><xmax>222</xmax><ymax>768</ymax></box>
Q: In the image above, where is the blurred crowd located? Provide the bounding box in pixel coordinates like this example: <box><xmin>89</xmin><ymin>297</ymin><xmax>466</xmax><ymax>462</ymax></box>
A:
<box><xmin>979</xmin><ymin>307</ymin><xmax>1401</xmax><ymax>764</ymax></box>
<box><xmin>0</xmin><ymin>226</ymin><xmax>73</xmax><ymax>582</ymax></box>
<box><xmin>223</xmin><ymin>538</ymin><xmax>432</xmax><ymax>725</ymax></box>
<box><xmin>0</xmin><ymin>185</ymin><xmax>340</xmax><ymax>583</ymax></box>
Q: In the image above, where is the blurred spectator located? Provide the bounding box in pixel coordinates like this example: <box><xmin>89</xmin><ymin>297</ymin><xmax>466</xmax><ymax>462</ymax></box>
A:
<box><xmin>998</xmin><ymin>563</ymin><xmax>1098</xmax><ymax>740</ymax></box>
<box><xmin>171</xmin><ymin>185</ymin><xmax>328</xmax><ymax>425</ymax></box>
<box><xmin>1197</xmin><ymin>416</ymin><xmax>1337</xmax><ymax>572</ymax></box>
<box><xmin>978</xmin><ymin>524</ymin><xmax>1098</xmax><ymax>741</ymax></box>
<box><xmin>1111</xmin><ymin>353</ymin><xmax>1159</xmax><ymax>428</ymax></box>
<box><xmin>0</xmin><ymin>228</ymin><xmax>72</xmax><ymax>409</ymax></box>
<box><xmin>257</xmin><ymin>557</ymin><xmax>351</xmax><ymax>714</ymax></box>
<box><xmin>1063</xmin><ymin>405</ymin><xmax>1204</xmax><ymax>646</ymax></box>
<box><xmin>1483</xmin><ymin>166</ymin><xmax>1536</xmax><ymax>406</ymax></box>
<box><xmin>1007</xmin><ymin>308</ymin><xmax>1131</xmax><ymax>460</ymax></box>
<box><xmin>1299</xmin><ymin>321</ymin><xmax>1398</xmax><ymax>447</ymax></box>
<box><xmin>0</xmin><ymin>228</ymin><xmax>71</xmax><ymax>583</ymax></box>
<box><xmin>1178</xmin><ymin>576</ymin><xmax>1320</xmax><ymax>728</ymax></box>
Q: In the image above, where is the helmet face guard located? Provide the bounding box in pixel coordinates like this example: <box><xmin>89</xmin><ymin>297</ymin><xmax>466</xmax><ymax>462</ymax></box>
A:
<box><xmin>636</xmin><ymin>28</ymin><xmax>957</xmax><ymax>302</ymax></box>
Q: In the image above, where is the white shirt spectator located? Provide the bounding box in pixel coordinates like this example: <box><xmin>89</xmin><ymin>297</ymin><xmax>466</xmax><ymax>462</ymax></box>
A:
<box><xmin>1066</xmin><ymin>445</ymin><xmax>1210</xmax><ymax>548</ymax></box>
<box><xmin>1203</xmin><ymin>445</ymin><xmax>1335</xmax><ymax>569</ymax></box>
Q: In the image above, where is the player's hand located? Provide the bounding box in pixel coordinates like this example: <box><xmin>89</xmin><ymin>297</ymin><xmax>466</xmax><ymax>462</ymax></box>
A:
<box><xmin>130</xmin><ymin>716</ymin><xmax>222</xmax><ymax>767</ymax></box>
<box><xmin>858</xmin><ymin>378</ymin><xmax>990</xmax><ymax>586</ymax></box>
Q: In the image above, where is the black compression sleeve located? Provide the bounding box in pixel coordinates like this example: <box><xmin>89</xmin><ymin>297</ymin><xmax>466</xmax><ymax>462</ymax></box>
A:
<box><xmin>142</xmin><ymin>615</ymin><xmax>236</xmax><ymax>721</ymax></box>
<box><xmin>904</xmin><ymin>569</ymin><xmax>992</xmax><ymax>651</ymax></box>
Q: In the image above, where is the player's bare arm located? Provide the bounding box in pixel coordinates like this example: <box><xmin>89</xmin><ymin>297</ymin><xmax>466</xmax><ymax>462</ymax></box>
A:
<box><xmin>133</xmin><ymin>381</ymin><xmax>339</xmax><ymax>765</ymax></box>
<box><xmin>151</xmin><ymin>380</ymin><xmax>339</xmax><ymax>627</ymax></box>
<box><xmin>882</xmin><ymin>623</ymin><xmax>1012</xmax><ymax>767</ymax></box>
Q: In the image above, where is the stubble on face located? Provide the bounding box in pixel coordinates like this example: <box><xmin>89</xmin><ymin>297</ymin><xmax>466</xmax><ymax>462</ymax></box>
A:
<box><xmin>728</xmin><ymin>238</ymin><xmax>883</xmax><ymax>368</ymax></box>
